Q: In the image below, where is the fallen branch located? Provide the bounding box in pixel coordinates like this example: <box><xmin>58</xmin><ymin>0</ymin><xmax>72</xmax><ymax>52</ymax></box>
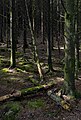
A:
<box><xmin>47</xmin><ymin>90</ymin><xmax>71</xmax><ymax>111</ymax></box>
<box><xmin>0</xmin><ymin>82</ymin><xmax>56</xmax><ymax>102</ymax></box>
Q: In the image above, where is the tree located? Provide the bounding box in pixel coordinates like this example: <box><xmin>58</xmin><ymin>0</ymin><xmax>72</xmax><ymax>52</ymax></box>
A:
<box><xmin>47</xmin><ymin>0</ymin><xmax>54</xmax><ymax>72</ymax></box>
<box><xmin>0</xmin><ymin>0</ymin><xmax>3</xmax><ymax>42</ymax></box>
<box><xmin>10</xmin><ymin>0</ymin><xmax>16</xmax><ymax>68</ymax></box>
<box><xmin>64</xmin><ymin>0</ymin><xmax>76</xmax><ymax>96</ymax></box>
<box><xmin>75</xmin><ymin>0</ymin><xmax>80</xmax><ymax>78</ymax></box>
<box><xmin>23</xmin><ymin>16</ymin><xmax>28</xmax><ymax>53</ymax></box>
<box><xmin>6</xmin><ymin>0</ymin><xmax>10</xmax><ymax>47</ymax></box>
<box><xmin>24</xmin><ymin>0</ymin><xmax>43</xmax><ymax>81</ymax></box>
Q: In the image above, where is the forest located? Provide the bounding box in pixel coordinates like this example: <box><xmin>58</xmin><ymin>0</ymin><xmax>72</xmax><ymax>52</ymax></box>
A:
<box><xmin>0</xmin><ymin>0</ymin><xmax>81</xmax><ymax>120</ymax></box>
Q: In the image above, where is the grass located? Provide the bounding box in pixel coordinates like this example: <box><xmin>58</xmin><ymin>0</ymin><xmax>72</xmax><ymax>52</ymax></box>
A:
<box><xmin>2</xmin><ymin>102</ymin><xmax>21</xmax><ymax>120</ymax></box>
<box><xmin>27</xmin><ymin>99</ymin><xmax>45</xmax><ymax>109</ymax></box>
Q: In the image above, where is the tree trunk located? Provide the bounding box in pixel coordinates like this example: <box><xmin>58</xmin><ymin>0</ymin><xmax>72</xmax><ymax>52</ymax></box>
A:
<box><xmin>10</xmin><ymin>0</ymin><xmax>16</xmax><ymax>68</ymax></box>
<box><xmin>75</xmin><ymin>0</ymin><xmax>80</xmax><ymax>78</ymax></box>
<box><xmin>64</xmin><ymin>1</ymin><xmax>75</xmax><ymax>96</ymax></box>
<box><xmin>23</xmin><ymin>17</ymin><xmax>28</xmax><ymax>53</ymax></box>
<box><xmin>24</xmin><ymin>0</ymin><xmax>43</xmax><ymax>81</ymax></box>
<box><xmin>47</xmin><ymin>0</ymin><xmax>54</xmax><ymax>72</ymax></box>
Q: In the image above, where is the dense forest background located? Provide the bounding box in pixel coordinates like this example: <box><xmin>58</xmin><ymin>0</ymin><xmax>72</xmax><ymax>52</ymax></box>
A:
<box><xmin>0</xmin><ymin>0</ymin><xmax>81</xmax><ymax>120</ymax></box>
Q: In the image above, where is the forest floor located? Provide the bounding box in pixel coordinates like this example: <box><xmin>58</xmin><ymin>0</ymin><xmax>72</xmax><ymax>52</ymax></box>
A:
<box><xmin>0</xmin><ymin>33</ymin><xmax>81</xmax><ymax>120</ymax></box>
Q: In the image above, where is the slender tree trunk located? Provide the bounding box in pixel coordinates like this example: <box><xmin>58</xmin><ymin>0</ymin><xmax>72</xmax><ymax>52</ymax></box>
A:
<box><xmin>23</xmin><ymin>17</ymin><xmax>28</xmax><ymax>53</ymax></box>
<box><xmin>42</xmin><ymin>0</ymin><xmax>47</xmax><ymax>44</ymax></box>
<box><xmin>75</xmin><ymin>0</ymin><xmax>80</xmax><ymax>78</ymax></box>
<box><xmin>24</xmin><ymin>0</ymin><xmax>43</xmax><ymax>81</ymax></box>
<box><xmin>0</xmin><ymin>1</ymin><xmax>3</xmax><ymax>43</ymax></box>
<box><xmin>47</xmin><ymin>0</ymin><xmax>54</xmax><ymax>72</ymax></box>
<box><xmin>10</xmin><ymin>0</ymin><xmax>16</xmax><ymax>68</ymax></box>
<box><xmin>43</xmin><ymin>0</ymin><xmax>45</xmax><ymax>43</ymax></box>
<box><xmin>51</xmin><ymin>0</ymin><xmax>54</xmax><ymax>50</ymax></box>
<box><xmin>56</xmin><ymin>0</ymin><xmax>60</xmax><ymax>58</ymax></box>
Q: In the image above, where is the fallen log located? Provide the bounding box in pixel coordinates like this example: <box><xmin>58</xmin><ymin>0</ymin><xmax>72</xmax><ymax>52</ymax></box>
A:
<box><xmin>0</xmin><ymin>82</ymin><xmax>56</xmax><ymax>102</ymax></box>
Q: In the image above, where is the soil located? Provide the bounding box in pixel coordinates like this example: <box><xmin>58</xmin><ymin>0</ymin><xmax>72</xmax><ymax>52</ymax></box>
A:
<box><xmin>0</xmin><ymin>32</ymin><xmax>81</xmax><ymax>120</ymax></box>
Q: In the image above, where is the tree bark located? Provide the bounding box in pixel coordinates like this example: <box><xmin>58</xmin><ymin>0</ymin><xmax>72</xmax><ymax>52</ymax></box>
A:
<box><xmin>64</xmin><ymin>0</ymin><xmax>75</xmax><ymax>96</ymax></box>
<box><xmin>10</xmin><ymin>0</ymin><xmax>16</xmax><ymax>68</ymax></box>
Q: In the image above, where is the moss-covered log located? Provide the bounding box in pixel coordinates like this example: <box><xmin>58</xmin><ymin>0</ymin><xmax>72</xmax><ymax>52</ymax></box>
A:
<box><xmin>0</xmin><ymin>82</ymin><xmax>56</xmax><ymax>102</ymax></box>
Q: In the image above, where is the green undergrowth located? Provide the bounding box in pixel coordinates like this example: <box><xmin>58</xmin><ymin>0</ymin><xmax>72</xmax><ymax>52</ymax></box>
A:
<box><xmin>17</xmin><ymin>56</ymin><xmax>38</xmax><ymax>73</ymax></box>
<box><xmin>1</xmin><ymin>102</ymin><xmax>21</xmax><ymax>120</ymax></box>
<box><xmin>27</xmin><ymin>99</ymin><xmax>45</xmax><ymax>109</ymax></box>
<box><xmin>75</xmin><ymin>90</ymin><xmax>81</xmax><ymax>99</ymax></box>
<box><xmin>18</xmin><ymin>63</ymin><xmax>37</xmax><ymax>73</ymax></box>
<box><xmin>0</xmin><ymin>47</ymin><xmax>9</xmax><ymax>52</ymax></box>
<box><xmin>0</xmin><ymin>57</ymin><xmax>10</xmax><ymax>68</ymax></box>
<box><xmin>16</xmin><ymin>52</ymin><xmax>23</xmax><ymax>58</ymax></box>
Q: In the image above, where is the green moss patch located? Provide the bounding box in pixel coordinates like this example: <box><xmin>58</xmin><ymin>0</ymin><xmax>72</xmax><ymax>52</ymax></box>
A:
<box><xmin>18</xmin><ymin>63</ymin><xmax>37</xmax><ymax>73</ymax></box>
<box><xmin>27</xmin><ymin>99</ymin><xmax>45</xmax><ymax>109</ymax></box>
<box><xmin>2</xmin><ymin>68</ymin><xmax>9</xmax><ymax>73</ymax></box>
<box><xmin>2</xmin><ymin>102</ymin><xmax>21</xmax><ymax>120</ymax></box>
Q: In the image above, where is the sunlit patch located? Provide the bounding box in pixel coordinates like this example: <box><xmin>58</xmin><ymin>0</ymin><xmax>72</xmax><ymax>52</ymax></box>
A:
<box><xmin>54</xmin><ymin>67</ymin><xmax>62</xmax><ymax>71</ymax></box>
<box><xmin>53</xmin><ymin>47</ymin><xmax>64</xmax><ymax>50</ymax></box>
<box><xmin>2</xmin><ymin>68</ymin><xmax>9</xmax><ymax>73</ymax></box>
<box><xmin>56</xmin><ymin>77</ymin><xmax>64</xmax><ymax>82</ymax></box>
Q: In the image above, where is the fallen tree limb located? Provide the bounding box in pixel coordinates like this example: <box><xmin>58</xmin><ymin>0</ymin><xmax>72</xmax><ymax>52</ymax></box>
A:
<box><xmin>47</xmin><ymin>90</ymin><xmax>71</xmax><ymax>111</ymax></box>
<box><xmin>0</xmin><ymin>82</ymin><xmax>56</xmax><ymax>102</ymax></box>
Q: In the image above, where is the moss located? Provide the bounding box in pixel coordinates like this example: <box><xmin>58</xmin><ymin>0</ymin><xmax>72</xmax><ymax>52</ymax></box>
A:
<box><xmin>18</xmin><ymin>63</ymin><xmax>37</xmax><ymax>72</ymax></box>
<box><xmin>0</xmin><ymin>58</ymin><xmax>10</xmax><ymax>67</ymax></box>
<box><xmin>0</xmin><ymin>48</ymin><xmax>8</xmax><ymax>52</ymax></box>
<box><xmin>28</xmin><ymin>75</ymin><xmax>39</xmax><ymax>84</ymax></box>
<box><xmin>75</xmin><ymin>91</ymin><xmax>81</xmax><ymax>98</ymax></box>
<box><xmin>3</xmin><ymin>102</ymin><xmax>21</xmax><ymax>120</ymax></box>
<box><xmin>27</xmin><ymin>99</ymin><xmax>45</xmax><ymax>109</ymax></box>
<box><xmin>16</xmin><ymin>68</ymin><xmax>26</xmax><ymax>73</ymax></box>
<box><xmin>2</xmin><ymin>68</ymin><xmax>9</xmax><ymax>73</ymax></box>
<box><xmin>21</xmin><ymin>86</ymin><xmax>42</xmax><ymax>95</ymax></box>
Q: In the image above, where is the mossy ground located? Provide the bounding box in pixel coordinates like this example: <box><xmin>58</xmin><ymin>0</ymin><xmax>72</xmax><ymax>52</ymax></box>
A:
<box><xmin>0</xmin><ymin>102</ymin><xmax>21</xmax><ymax>120</ymax></box>
<box><xmin>0</xmin><ymin>40</ymin><xmax>81</xmax><ymax>120</ymax></box>
<box><xmin>27</xmin><ymin>99</ymin><xmax>45</xmax><ymax>109</ymax></box>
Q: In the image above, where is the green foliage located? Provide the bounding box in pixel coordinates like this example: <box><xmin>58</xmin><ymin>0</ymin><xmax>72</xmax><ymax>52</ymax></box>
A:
<box><xmin>75</xmin><ymin>91</ymin><xmax>81</xmax><ymax>99</ymax></box>
<box><xmin>0</xmin><ymin>57</ymin><xmax>10</xmax><ymax>67</ymax></box>
<box><xmin>18</xmin><ymin>63</ymin><xmax>37</xmax><ymax>72</ymax></box>
<box><xmin>27</xmin><ymin>99</ymin><xmax>45</xmax><ymax>109</ymax></box>
<box><xmin>3</xmin><ymin>102</ymin><xmax>21</xmax><ymax>120</ymax></box>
